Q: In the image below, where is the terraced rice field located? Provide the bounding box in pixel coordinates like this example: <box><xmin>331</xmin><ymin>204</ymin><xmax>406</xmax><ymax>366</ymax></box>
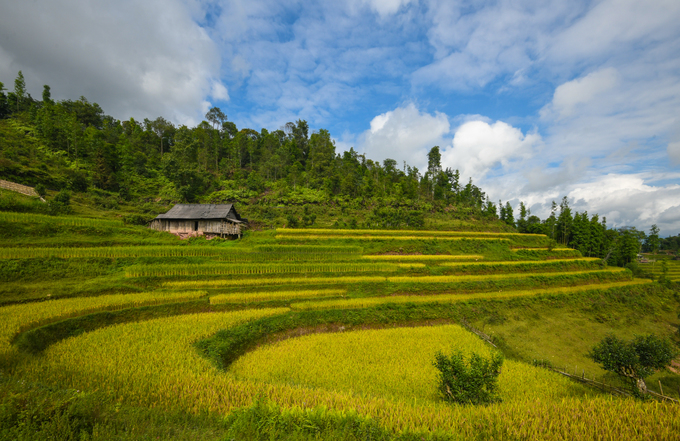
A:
<box><xmin>228</xmin><ymin>324</ymin><xmax>596</xmax><ymax>403</ymax></box>
<box><xmin>640</xmin><ymin>259</ymin><xmax>680</xmax><ymax>281</ymax></box>
<box><xmin>11</xmin><ymin>306</ymin><xmax>680</xmax><ymax>439</ymax></box>
<box><xmin>2</xmin><ymin>225</ymin><xmax>675</xmax><ymax>440</ymax></box>
<box><xmin>276</xmin><ymin>228</ymin><xmax>543</xmax><ymax>237</ymax></box>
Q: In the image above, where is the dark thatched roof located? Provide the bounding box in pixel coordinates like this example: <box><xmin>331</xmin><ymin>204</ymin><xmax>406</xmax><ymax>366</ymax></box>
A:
<box><xmin>154</xmin><ymin>204</ymin><xmax>242</xmax><ymax>221</ymax></box>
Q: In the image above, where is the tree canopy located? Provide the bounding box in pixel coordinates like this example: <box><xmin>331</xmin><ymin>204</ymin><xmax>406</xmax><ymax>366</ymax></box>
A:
<box><xmin>588</xmin><ymin>334</ymin><xmax>677</xmax><ymax>395</ymax></box>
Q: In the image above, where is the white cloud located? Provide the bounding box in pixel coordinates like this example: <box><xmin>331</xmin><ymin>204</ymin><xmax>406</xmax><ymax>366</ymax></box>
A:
<box><xmin>0</xmin><ymin>0</ymin><xmax>224</xmax><ymax>125</ymax></box>
<box><xmin>211</xmin><ymin>82</ymin><xmax>230</xmax><ymax>101</ymax></box>
<box><xmin>441</xmin><ymin>120</ymin><xmax>541</xmax><ymax>182</ymax></box>
<box><xmin>548</xmin><ymin>0</ymin><xmax>680</xmax><ymax>66</ymax></box>
<box><xmin>544</xmin><ymin>68</ymin><xmax>619</xmax><ymax>119</ymax></box>
<box><xmin>412</xmin><ymin>0</ymin><xmax>576</xmax><ymax>91</ymax></box>
<box><xmin>669</xmin><ymin>142</ymin><xmax>680</xmax><ymax>165</ymax></box>
<box><xmin>565</xmin><ymin>174</ymin><xmax>680</xmax><ymax>233</ymax></box>
<box><xmin>354</xmin><ymin>0</ymin><xmax>415</xmax><ymax>17</ymax></box>
<box><xmin>360</xmin><ymin>103</ymin><xmax>450</xmax><ymax>170</ymax></box>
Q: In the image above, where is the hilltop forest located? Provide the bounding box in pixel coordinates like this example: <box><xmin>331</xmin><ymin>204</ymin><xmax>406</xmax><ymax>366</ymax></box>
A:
<box><xmin>0</xmin><ymin>72</ymin><xmax>675</xmax><ymax>266</ymax></box>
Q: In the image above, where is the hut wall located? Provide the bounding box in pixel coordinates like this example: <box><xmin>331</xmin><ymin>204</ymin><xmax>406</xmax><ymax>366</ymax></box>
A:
<box><xmin>150</xmin><ymin>218</ymin><xmax>241</xmax><ymax>238</ymax></box>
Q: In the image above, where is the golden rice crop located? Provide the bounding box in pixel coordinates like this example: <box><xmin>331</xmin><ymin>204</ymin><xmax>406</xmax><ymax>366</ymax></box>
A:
<box><xmin>13</xmin><ymin>310</ymin><xmax>680</xmax><ymax>439</ymax></box>
<box><xmin>290</xmin><ymin>280</ymin><xmax>653</xmax><ymax>311</ymax></box>
<box><xmin>15</xmin><ymin>309</ymin><xmax>288</xmax><ymax>413</ymax></box>
<box><xmin>362</xmin><ymin>254</ymin><xmax>484</xmax><ymax>261</ymax></box>
<box><xmin>276</xmin><ymin>228</ymin><xmax>545</xmax><ymax>237</ymax></box>
<box><xmin>276</xmin><ymin>234</ymin><xmax>510</xmax><ymax>241</ymax></box>
<box><xmin>384</xmin><ymin>268</ymin><xmax>629</xmax><ymax>284</ymax></box>
<box><xmin>210</xmin><ymin>289</ymin><xmax>346</xmax><ymax>304</ymax></box>
<box><xmin>439</xmin><ymin>258</ymin><xmax>599</xmax><ymax>267</ymax></box>
<box><xmin>0</xmin><ymin>246</ymin><xmax>246</xmax><ymax>259</ymax></box>
<box><xmin>0</xmin><ymin>291</ymin><xmax>207</xmax><ymax>353</ymax></box>
<box><xmin>163</xmin><ymin>268</ymin><xmax>630</xmax><ymax>289</ymax></box>
<box><xmin>397</xmin><ymin>263</ymin><xmax>427</xmax><ymax>269</ymax></box>
<box><xmin>164</xmin><ymin>275</ymin><xmax>388</xmax><ymax>289</ymax></box>
<box><xmin>228</xmin><ymin>324</ymin><xmax>594</xmax><ymax>403</ymax></box>
<box><xmin>125</xmin><ymin>262</ymin><xmax>397</xmax><ymax>278</ymax></box>
<box><xmin>254</xmin><ymin>245</ymin><xmax>363</xmax><ymax>254</ymax></box>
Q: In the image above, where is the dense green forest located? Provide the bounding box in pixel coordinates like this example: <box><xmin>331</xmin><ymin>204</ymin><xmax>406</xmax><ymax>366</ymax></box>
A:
<box><xmin>0</xmin><ymin>72</ymin><xmax>677</xmax><ymax>267</ymax></box>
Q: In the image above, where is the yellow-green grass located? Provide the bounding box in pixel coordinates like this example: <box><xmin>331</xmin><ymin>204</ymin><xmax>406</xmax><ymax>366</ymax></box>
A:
<box><xmin>0</xmin><ymin>211</ymin><xmax>124</xmax><ymax>228</ymax></box>
<box><xmin>397</xmin><ymin>263</ymin><xmax>426</xmax><ymax>269</ymax></box>
<box><xmin>290</xmin><ymin>280</ymin><xmax>653</xmax><ymax>311</ymax></box>
<box><xmin>385</xmin><ymin>268</ymin><xmax>629</xmax><ymax>284</ymax></box>
<box><xmin>441</xmin><ymin>257</ymin><xmax>598</xmax><ymax>265</ymax></box>
<box><xmin>439</xmin><ymin>257</ymin><xmax>600</xmax><ymax>268</ymax></box>
<box><xmin>228</xmin><ymin>324</ymin><xmax>595</xmax><ymax>404</ymax></box>
<box><xmin>210</xmin><ymin>289</ymin><xmax>346</xmax><ymax>304</ymax></box>
<box><xmin>125</xmin><ymin>262</ymin><xmax>397</xmax><ymax>278</ymax></box>
<box><xmin>276</xmin><ymin>234</ymin><xmax>510</xmax><ymax>241</ymax></box>
<box><xmin>0</xmin><ymin>246</ymin><xmax>247</xmax><ymax>259</ymax></box>
<box><xmin>254</xmin><ymin>245</ymin><xmax>363</xmax><ymax>254</ymax></box>
<box><xmin>0</xmin><ymin>291</ymin><xmax>208</xmax><ymax>352</ymax></box>
<box><xmin>163</xmin><ymin>268</ymin><xmax>630</xmax><ymax>289</ymax></box>
<box><xmin>13</xmin><ymin>310</ymin><xmax>680</xmax><ymax>438</ymax></box>
<box><xmin>164</xmin><ymin>276</ymin><xmax>388</xmax><ymax>289</ymax></box>
<box><xmin>362</xmin><ymin>254</ymin><xmax>484</xmax><ymax>261</ymax></box>
<box><xmin>276</xmin><ymin>228</ymin><xmax>545</xmax><ymax>237</ymax></box>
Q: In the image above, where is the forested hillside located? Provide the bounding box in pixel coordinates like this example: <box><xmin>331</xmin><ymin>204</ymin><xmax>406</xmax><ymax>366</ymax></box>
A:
<box><xmin>0</xmin><ymin>72</ymin><xmax>675</xmax><ymax>266</ymax></box>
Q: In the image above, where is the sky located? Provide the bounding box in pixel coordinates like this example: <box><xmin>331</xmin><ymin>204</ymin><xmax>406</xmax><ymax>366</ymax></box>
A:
<box><xmin>1</xmin><ymin>0</ymin><xmax>679</xmax><ymax>235</ymax></box>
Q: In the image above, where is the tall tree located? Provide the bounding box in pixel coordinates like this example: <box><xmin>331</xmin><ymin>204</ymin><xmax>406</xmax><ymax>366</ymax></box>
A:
<box><xmin>645</xmin><ymin>224</ymin><xmax>660</xmax><ymax>254</ymax></box>
<box><xmin>205</xmin><ymin>106</ymin><xmax>227</xmax><ymax>130</ymax></box>
<box><xmin>42</xmin><ymin>84</ymin><xmax>53</xmax><ymax>105</ymax></box>
<box><xmin>14</xmin><ymin>71</ymin><xmax>26</xmax><ymax>112</ymax></box>
<box><xmin>147</xmin><ymin>116</ymin><xmax>174</xmax><ymax>156</ymax></box>
<box><xmin>0</xmin><ymin>81</ymin><xmax>9</xmax><ymax>118</ymax></box>
<box><xmin>504</xmin><ymin>201</ymin><xmax>515</xmax><ymax>227</ymax></box>
<box><xmin>517</xmin><ymin>201</ymin><xmax>528</xmax><ymax>233</ymax></box>
<box><xmin>556</xmin><ymin>196</ymin><xmax>572</xmax><ymax>245</ymax></box>
<box><xmin>427</xmin><ymin>146</ymin><xmax>442</xmax><ymax>176</ymax></box>
<box><xmin>307</xmin><ymin>129</ymin><xmax>336</xmax><ymax>187</ymax></box>
<box><xmin>205</xmin><ymin>107</ymin><xmax>227</xmax><ymax>169</ymax></box>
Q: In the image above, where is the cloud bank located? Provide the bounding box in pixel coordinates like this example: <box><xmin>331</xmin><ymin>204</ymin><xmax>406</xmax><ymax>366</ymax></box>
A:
<box><xmin>0</xmin><ymin>0</ymin><xmax>226</xmax><ymax>125</ymax></box>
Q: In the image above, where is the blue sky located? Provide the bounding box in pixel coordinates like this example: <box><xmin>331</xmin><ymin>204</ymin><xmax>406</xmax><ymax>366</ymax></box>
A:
<box><xmin>1</xmin><ymin>0</ymin><xmax>680</xmax><ymax>235</ymax></box>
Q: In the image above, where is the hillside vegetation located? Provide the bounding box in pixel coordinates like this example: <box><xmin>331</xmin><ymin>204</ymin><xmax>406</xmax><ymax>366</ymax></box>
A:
<box><xmin>1</xmin><ymin>211</ymin><xmax>679</xmax><ymax>440</ymax></box>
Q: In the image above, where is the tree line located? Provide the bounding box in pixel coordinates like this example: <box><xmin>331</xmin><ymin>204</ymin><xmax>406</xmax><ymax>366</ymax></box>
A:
<box><xmin>1</xmin><ymin>72</ymin><xmax>675</xmax><ymax>265</ymax></box>
<box><xmin>1</xmin><ymin>72</ymin><xmax>492</xmax><ymax>213</ymax></box>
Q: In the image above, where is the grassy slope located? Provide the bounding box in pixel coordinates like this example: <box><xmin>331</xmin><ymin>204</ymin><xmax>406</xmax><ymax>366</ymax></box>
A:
<box><xmin>471</xmin><ymin>285</ymin><xmax>680</xmax><ymax>396</ymax></box>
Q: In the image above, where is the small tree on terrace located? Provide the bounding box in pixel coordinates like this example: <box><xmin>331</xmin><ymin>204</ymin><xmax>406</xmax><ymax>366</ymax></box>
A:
<box><xmin>433</xmin><ymin>350</ymin><xmax>503</xmax><ymax>405</ymax></box>
<box><xmin>588</xmin><ymin>334</ymin><xmax>677</xmax><ymax>396</ymax></box>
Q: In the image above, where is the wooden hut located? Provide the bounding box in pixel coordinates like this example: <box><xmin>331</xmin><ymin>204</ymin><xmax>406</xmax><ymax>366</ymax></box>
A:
<box><xmin>149</xmin><ymin>204</ymin><xmax>246</xmax><ymax>239</ymax></box>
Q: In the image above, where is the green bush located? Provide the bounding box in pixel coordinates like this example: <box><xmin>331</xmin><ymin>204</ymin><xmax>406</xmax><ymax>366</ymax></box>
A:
<box><xmin>433</xmin><ymin>350</ymin><xmax>503</xmax><ymax>405</ymax></box>
<box><xmin>33</xmin><ymin>183</ymin><xmax>46</xmax><ymax>198</ymax></box>
<box><xmin>123</xmin><ymin>213</ymin><xmax>153</xmax><ymax>226</ymax></box>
